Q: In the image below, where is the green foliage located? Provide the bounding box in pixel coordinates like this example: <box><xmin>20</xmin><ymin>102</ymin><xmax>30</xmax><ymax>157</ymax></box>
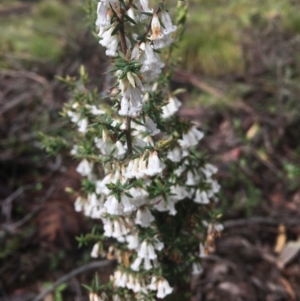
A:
<box><xmin>0</xmin><ymin>0</ymin><xmax>83</xmax><ymax>67</ymax></box>
<box><xmin>175</xmin><ymin>0</ymin><xmax>300</xmax><ymax>75</ymax></box>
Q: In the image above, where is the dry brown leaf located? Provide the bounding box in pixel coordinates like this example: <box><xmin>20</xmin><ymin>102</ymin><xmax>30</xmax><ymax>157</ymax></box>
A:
<box><xmin>277</xmin><ymin>240</ymin><xmax>300</xmax><ymax>269</ymax></box>
<box><xmin>279</xmin><ymin>277</ymin><xmax>296</xmax><ymax>300</ymax></box>
<box><xmin>246</xmin><ymin>122</ymin><xmax>260</xmax><ymax>140</ymax></box>
<box><xmin>274</xmin><ymin>224</ymin><xmax>287</xmax><ymax>253</ymax></box>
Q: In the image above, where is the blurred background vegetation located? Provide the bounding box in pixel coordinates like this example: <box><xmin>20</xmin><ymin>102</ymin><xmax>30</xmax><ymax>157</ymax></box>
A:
<box><xmin>1</xmin><ymin>0</ymin><xmax>300</xmax><ymax>300</ymax></box>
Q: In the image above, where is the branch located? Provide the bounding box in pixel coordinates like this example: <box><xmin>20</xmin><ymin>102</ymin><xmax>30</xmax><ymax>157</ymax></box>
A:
<box><xmin>223</xmin><ymin>216</ymin><xmax>300</xmax><ymax>228</ymax></box>
<box><xmin>125</xmin><ymin>116</ymin><xmax>133</xmax><ymax>155</ymax></box>
<box><xmin>31</xmin><ymin>260</ymin><xmax>115</xmax><ymax>301</ymax></box>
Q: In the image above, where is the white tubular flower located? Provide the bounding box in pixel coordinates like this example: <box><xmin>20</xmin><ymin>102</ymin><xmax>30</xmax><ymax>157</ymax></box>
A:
<box><xmin>91</xmin><ymin>242</ymin><xmax>100</xmax><ymax>258</ymax></box>
<box><xmin>113</xmin><ymin>270</ymin><xmax>128</xmax><ymax>288</ymax></box>
<box><xmin>74</xmin><ymin>196</ymin><xmax>84</xmax><ymax>212</ymax></box>
<box><xmin>156</xmin><ymin>278</ymin><xmax>173</xmax><ymax>299</ymax></box>
<box><xmin>179</xmin><ymin>126</ymin><xmax>204</xmax><ymax>149</ymax></box>
<box><xmin>201</xmin><ymin>163</ymin><xmax>218</xmax><ymax>178</ymax></box>
<box><xmin>135</xmin><ymin>207</ymin><xmax>155</xmax><ymax>228</ymax></box>
<box><xmin>170</xmin><ymin>184</ymin><xmax>190</xmax><ymax>201</ymax></box>
<box><xmin>148</xmin><ymin>276</ymin><xmax>158</xmax><ymax>290</ymax></box>
<box><xmin>145</xmin><ymin>151</ymin><xmax>164</xmax><ymax>176</ymax></box>
<box><xmin>131</xmin><ymin>256</ymin><xmax>143</xmax><ymax>271</ymax></box>
<box><xmin>114</xmin><ymin>141</ymin><xmax>126</xmax><ymax>158</ymax></box>
<box><xmin>194</xmin><ymin>189</ymin><xmax>210</xmax><ymax>204</ymax></box>
<box><xmin>140</xmin><ymin>42</ymin><xmax>165</xmax><ymax>83</ymax></box>
<box><xmin>143</xmin><ymin>257</ymin><xmax>153</xmax><ymax>270</ymax></box>
<box><xmin>138</xmin><ymin>240</ymin><xmax>157</xmax><ymax>259</ymax></box>
<box><xmin>95</xmin><ymin>137</ymin><xmax>110</xmax><ymax>155</ymax></box>
<box><xmin>105</xmin><ymin>39</ymin><xmax>119</xmax><ymax>57</ymax></box>
<box><xmin>119</xmin><ymin>86</ymin><xmax>143</xmax><ymax>117</ymax></box>
<box><xmin>121</xmin><ymin>193</ymin><xmax>134</xmax><ymax>213</ymax></box>
<box><xmin>126</xmin><ymin>233</ymin><xmax>140</xmax><ymax>250</ymax></box>
<box><xmin>186</xmin><ymin>170</ymin><xmax>198</xmax><ymax>186</ymax></box>
<box><xmin>150</xmin><ymin>14</ymin><xmax>163</xmax><ymax>41</ymax></box>
<box><xmin>112</xmin><ymin>219</ymin><xmax>129</xmax><ymax>238</ymax></box>
<box><xmin>142</xmin><ymin>135</ymin><xmax>155</xmax><ymax>147</ymax></box>
<box><xmin>139</xmin><ymin>0</ymin><xmax>153</xmax><ymax>13</ymax></box>
<box><xmin>126</xmin><ymin>274</ymin><xmax>135</xmax><ymax>290</ymax></box>
<box><xmin>167</xmin><ymin>147</ymin><xmax>182</xmax><ymax>162</ymax></box>
<box><xmin>89</xmin><ymin>292</ymin><xmax>103</xmax><ymax>301</ymax></box>
<box><xmin>76</xmin><ymin>159</ymin><xmax>93</xmax><ymax>176</ymax></box>
<box><xmin>104</xmin><ymin>195</ymin><xmax>123</xmax><ymax>215</ymax></box>
<box><xmin>129</xmin><ymin>187</ymin><xmax>148</xmax><ymax>207</ymax></box>
<box><xmin>162</xmin><ymin>96</ymin><xmax>182</xmax><ymax>118</ymax></box>
<box><xmin>78</xmin><ymin>118</ymin><xmax>88</xmax><ymax>133</ymax></box>
<box><xmin>137</xmin><ymin>155</ymin><xmax>148</xmax><ymax>179</ymax></box>
<box><xmin>154</xmin><ymin>197</ymin><xmax>177</xmax><ymax>215</ymax></box>
<box><xmin>89</xmin><ymin>105</ymin><xmax>105</xmax><ymax>115</ymax></box>
<box><xmin>103</xmin><ymin>219</ymin><xmax>113</xmax><ymax>237</ymax></box>
<box><xmin>154</xmin><ymin>238</ymin><xmax>164</xmax><ymax>251</ymax></box>
<box><xmin>145</xmin><ymin>117</ymin><xmax>160</xmax><ymax>135</ymax></box>
<box><xmin>207</xmin><ymin>178</ymin><xmax>221</xmax><ymax>195</ymax></box>
<box><xmin>153</xmin><ymin>34</ymin><xmax>173</xmax><ymax>49</ymax></box>
<box><xmin>67</xmin><ymin>110</ymin><xmax>80</xmax><ymax>123</ymax></box>
<box><xmin>96</xmin><ymin>1</ymin><xmax>110</xmax><ymax>27</ymax></box>
<box><xmin>125</xmin><ymin>158</ymin><xmax>139</xmax><ymax>179</ymax></box>
<box><xmin>99</xmin><ymin>26</ymin><xmax>119</xmax><ymax>57</ymax></box>
<box><xmin>161</xmin><ymin>10</ymin><xmax>177</xmax><ymax>35</ymax></box>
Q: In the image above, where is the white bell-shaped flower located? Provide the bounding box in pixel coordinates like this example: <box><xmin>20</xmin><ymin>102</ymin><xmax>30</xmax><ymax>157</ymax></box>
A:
<box><xmin>104</xmin><ymin>195</ymin><xmax>123</xmax><ymax>215</ymax></box>
<box><xmin>76</xmin><ymin>159</ymin><xmax>93</xmax><ymax>177</ymax></box>
<box><xmin>135</xmin><ymin>207</ymin><xmax>155</xmax><ymax>228</ymax></box>
<box><xmin>145</xmin><ymin>117</ymin><xmax>160</xmax><ymax>135</ymax></box>
<box><xmin>162</xmin><ymin>96</ymin><xmax>182</xmax><ymax>118</ymax></box>
<box><xmin>95</xmin><ymin>1</ymin><xmax>110</xmax><ymax>28</ymax></box>
<box><xmin>143</xmin><ymin>257</ymin><xmax>153</xmax><ymax>270</ymax></box>
<box><xmin>126</xmin><ymin>232</ymin><xmax>139</xmax><ymax>250</ymax></box>
<box><xmin>156</xmin><ymin>278</ymin><xmax>173</xmax><ymax>299</ymax></box>
<box><xmin>153</xmin><ymin>34</ymin><xmax>173</xmax><ymax>50</ymax></box>
<box><xmin>178</xmin><ymin>126</ymin><xmax>204</xmax><ymax>149</ymax></box>
<box><xmin>150</xmin><ymin>14</ymin><xmax>163</xmax><ymax>41</ymax></box>
<box><xmin>145</xmin><ymin>151</ymin><xmax>164</xmax><ymax>176</ymax></box>
<box><xmin>167</xmin><ymin>147</ymin><xmax>182</xmax><ymax>162</ymax></box>
<box><xmin>91</xmin><ymin>242</ymin><xmax>100</xmax><ymax>258</ymax></box>
<box><xmin>78</xmin><ymin>118</ymin><xmax>88</xmax><ymax>133</ymax></box>
<box><xmin>194</xmin><ymin>189</ymin><xmax>210</xmax><ymax>204</ymax></box>
<box><xmin>130</xmin><ymin>256</ymin><xmax>142</xmax><ymax>271</ymax></box>
<box><xmin>74</xmin><ymin>196</ymin><xmax>84</xmax><ymax>212</ymax></box>
<box><xmin>186</xmin><ymin>170</ymin><xmax>198</xmax><ymax>186</ymax></box>
<box><xmin>138</xmin><ymin>240</ymin><xmax>157</xmax><ymax>259</ymax></box>
<box><xmin>161</xmin><ymin>10</ymin><xmax>177</xmax><ymax>35</ymax></box>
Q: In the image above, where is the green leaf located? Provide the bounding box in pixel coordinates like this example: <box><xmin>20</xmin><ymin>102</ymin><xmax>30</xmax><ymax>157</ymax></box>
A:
<box><xmin>111</xmin><ymin>23</ymin><xmax>122</xmax><ymax>36</ymax></box>
<box><xmin>124</xmin><ymin>13</ymin><xmax>137</xmax><ymax>25</ymax></box>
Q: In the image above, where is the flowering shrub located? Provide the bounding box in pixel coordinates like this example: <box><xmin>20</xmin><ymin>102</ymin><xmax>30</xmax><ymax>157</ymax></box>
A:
<box><xmin>61</xmin><ymin>0</ymin><xmax>222</xmax><ymax>300</ymax></box>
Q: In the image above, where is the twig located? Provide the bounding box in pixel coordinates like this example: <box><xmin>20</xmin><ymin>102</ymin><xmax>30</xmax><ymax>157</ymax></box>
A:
<box><xmin>224</xmin><ymin>216</ymin><xmax>300</xmax><ymax>228</ymax></box>
<box><xmin>0</xmin><ymin>184</ymin><xmax>35</xmax><ymax>206</ymax></box>
<box><xmin>0</xmin><ymin>92</ymin><xmax>33</xmax><ymax>115</ymax></box>
<box><xmin>174</xmin><ymin>70</ymin><xmax>255</xmax><ymax>115</ymax></box>
<box><xmin>31</xmin><ymin>260</ymin><xmax>114</xmax><ymax>301</ymax></box>
<box><xmin>0</xmin><ymin>70</ymin><xmax>48</xmax><ymax>86</ymax></box>
<box><xmin>125</xmin><ymin>116</ymin><xmax>133</xmax><ymax>155</ymax></box>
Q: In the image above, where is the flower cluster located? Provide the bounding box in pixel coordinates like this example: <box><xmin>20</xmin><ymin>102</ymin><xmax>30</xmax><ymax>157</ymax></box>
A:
<box><xmin>64</xmin><ymin>1</ymin><xmax>222</xmax><ymax>300</ymax></box>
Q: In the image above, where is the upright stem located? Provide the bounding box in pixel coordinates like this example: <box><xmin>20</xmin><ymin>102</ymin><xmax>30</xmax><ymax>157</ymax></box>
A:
<box><xmin>118</xmin><ymin>11</ymin><xmax>133</xmax><ymax>156</ymax></box>
<box><xmin>125</xmin><ymin>116</ymin><xmax>133</xmax><ymax>155</ymax></box>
